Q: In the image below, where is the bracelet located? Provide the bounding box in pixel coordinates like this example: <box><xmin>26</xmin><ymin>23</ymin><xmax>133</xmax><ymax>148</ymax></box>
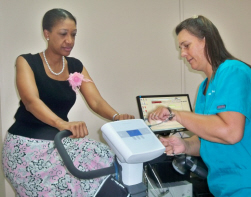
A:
<box><xmin>112</xmin><ymin>113</ymin><xmax>120</xmax><ymax>121</ymax></box>
<box><xmin>167</xmin><ymin>107</ymin><xmax>175</xmax><ymax>120</ymax></box>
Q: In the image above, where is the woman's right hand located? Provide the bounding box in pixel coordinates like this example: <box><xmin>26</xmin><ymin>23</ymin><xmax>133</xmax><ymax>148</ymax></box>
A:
<box><xmin>58</xmin><ymin>121</ymin><xmax>89</xmax><ymax>138</ymax></box>
<box><xmin>159</xmin><ymin>135</ymin><xmax>186</xmax><ymax>155</ymax></box>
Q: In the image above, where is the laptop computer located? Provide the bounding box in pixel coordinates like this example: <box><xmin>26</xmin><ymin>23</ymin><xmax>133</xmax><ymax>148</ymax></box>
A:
<box><xmin>136</xmin><ymin>94</ymin><xmax>193</xmax><ymax>135</ymax></box>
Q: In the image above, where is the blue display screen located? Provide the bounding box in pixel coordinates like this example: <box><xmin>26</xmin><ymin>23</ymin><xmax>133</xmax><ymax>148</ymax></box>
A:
<box><xmin>126</xmin><ymin>129</ymin><xmax>142</xmax><ymax>137</ymax></box>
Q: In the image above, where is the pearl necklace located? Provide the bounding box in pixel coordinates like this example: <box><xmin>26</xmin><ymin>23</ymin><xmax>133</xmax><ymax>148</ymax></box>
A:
<box><xmin>43</xmin><ymin>50</ymin><xmax>65</xmax><ymax>75</ymax></box>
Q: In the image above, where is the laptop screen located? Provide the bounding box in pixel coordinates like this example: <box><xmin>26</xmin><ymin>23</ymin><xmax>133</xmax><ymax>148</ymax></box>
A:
<box><xmin>136</xmin><ymin>94</ymin><xmax>193</xmax><ymax>135</ymax></box>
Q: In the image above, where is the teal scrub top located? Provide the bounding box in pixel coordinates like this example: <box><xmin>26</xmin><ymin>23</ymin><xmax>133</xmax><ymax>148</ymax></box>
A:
<box><xmin>195</xmin><ymin>60</ymin><xmax>251</xmax><ymax>196</ymax></box>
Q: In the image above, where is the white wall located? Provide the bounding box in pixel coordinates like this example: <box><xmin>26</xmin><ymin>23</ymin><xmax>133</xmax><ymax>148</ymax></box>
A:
<box><xmin>0</xmin><ymin>0</ymin><xmax>6</xmax><ymax>195</ymax></box>
<box><xmin>0</xmin><ymin>64</ymin><xmax>5</xmax><ymax>195</ymax></box>
<box><xmin>1</xmin><ymin>0</ymin><xmax>251</xmax><ymax>196</ymax></box>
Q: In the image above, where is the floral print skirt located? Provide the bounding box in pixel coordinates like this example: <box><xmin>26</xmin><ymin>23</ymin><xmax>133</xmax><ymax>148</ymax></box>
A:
<box><xmin>2</xmin><ymin>133</ymin><xmax>114</xmax><ymax>197</ymax></box>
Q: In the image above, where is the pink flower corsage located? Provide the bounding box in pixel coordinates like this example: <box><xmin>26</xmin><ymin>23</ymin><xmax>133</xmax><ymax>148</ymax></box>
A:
<box><xmin>68</xmin><ymin>72</ymin><xmax>92</xmax><ymax>92</ymax></box>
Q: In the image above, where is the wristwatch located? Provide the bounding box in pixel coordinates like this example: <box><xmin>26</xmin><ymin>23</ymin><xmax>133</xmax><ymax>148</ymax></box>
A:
<box><xmin>167</xmin><ymin>107</ymin><xmax>175</xmax><ymax>120</ymax></box>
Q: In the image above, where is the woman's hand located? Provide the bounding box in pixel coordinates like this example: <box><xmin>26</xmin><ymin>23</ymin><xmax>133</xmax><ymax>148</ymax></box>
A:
<box><xmin>160</xmin><ymin>135</ymin><xmax>201</xmax><ymax>156</ymax></box>
<box><xmin>159</xmin><ymin>135</ymin><xmax>186</xmax><ymax>155</ymax></box>
<box><xmin>58</xmin><ymin>121</ymin><xmax>88</xmax><ymax>138</ymax></box>
<box><xmin>148</xmin><ymin>107</ymin><xmax>175</xmax><ymax>123</ymax></box>
<box><xmin>114</xmin><ymin>114</ymin><xmax>135</xmax><ymax>121</ymax></box>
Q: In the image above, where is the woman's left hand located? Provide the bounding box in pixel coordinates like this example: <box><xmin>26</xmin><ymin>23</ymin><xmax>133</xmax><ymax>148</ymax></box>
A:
<box><xmin>114</xmin><ymin>114</ymin><xmax>135</xmax><ymax>121</ymax></box>
<box><xmin>148</xmin><ymin>107</ymin><xmax>170</xmax><ymax>122</ymax></box>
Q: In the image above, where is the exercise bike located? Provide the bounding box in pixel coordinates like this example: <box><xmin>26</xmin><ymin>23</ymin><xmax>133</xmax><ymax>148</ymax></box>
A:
<box><xmin>54</xmin><ymin>119</ymin><xmax>165</xmax><ymax>197</ymax></box>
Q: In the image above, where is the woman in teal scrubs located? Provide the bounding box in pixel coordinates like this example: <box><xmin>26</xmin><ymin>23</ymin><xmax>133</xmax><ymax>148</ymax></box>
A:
<box><xmin>148</xmin><ymin>15</ymin><xmax>251</xmax><ymax>197</ymax></box>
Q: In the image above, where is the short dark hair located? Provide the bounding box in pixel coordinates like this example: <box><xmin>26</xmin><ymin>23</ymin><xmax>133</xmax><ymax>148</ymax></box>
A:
<box><xmin>175</xmin><ymin>15</ymin><xmax>243</xmax><ymax>78</ymax></box>
<box><xmin>42</xmin><ymin>8</ymin><xmax>77</xmax><ymax>32</ymax></box>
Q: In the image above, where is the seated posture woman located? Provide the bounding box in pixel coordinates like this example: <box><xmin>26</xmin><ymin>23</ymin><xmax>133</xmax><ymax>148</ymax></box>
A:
<box><xmin>2</xmin><ymin>8</ymin><xmax>134</xmax><ymax>197</ymax></box>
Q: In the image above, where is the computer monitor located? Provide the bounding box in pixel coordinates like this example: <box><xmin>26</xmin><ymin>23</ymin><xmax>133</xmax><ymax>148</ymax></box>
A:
<box><xmin>136</xmin><ymin>94</ymin><xmax>193</xmax><ymax>135</ymax></box>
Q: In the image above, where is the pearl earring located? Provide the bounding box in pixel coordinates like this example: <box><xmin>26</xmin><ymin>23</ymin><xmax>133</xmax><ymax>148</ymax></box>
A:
<box><xmin>47</xmin><ymin>38</ymin><xmax>49</xmax><ymax>41</ymax></box>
